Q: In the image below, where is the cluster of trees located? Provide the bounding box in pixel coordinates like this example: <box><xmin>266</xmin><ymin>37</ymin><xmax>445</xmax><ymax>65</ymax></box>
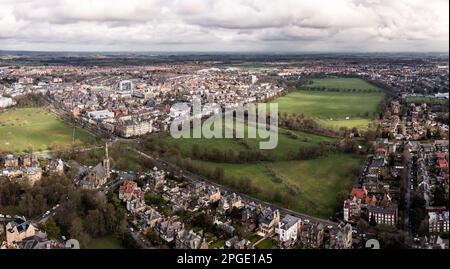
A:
<box><xmin>13</xmin><ymin>93</ymin><xmax>49</xmax><ymax>108</ymax></box>
<box><xmin>410</xmin><ymin>193</ymin><xmax>427</xmax><ymax>234</ymax></box>
<box><xmin>58</xmin><ymin>140</ymin><xmax>155</xmax><ymax>172</ymax></box>
<box><xmin>191</xmin><ymin>144</ymin><xmax>267</xmax><ymax>163</ymax></box>
<box><xmin>0</xmin><ymin>175</ymin><xmax>72</xmax><ymax>218</ymax></box>
<box><xmin>53</xmin><ymin>189</ymin><xmax>128</xmax><ymax>247</ymax></box>
<box><xmin>0</xmin><ymin>170</ymin><xmax>133</xmax><ymax>248</ymax></box>
<box><xmin>177</xmin><ymin>211</ymin><xmax>217</xmax><ymax>234</ymax></box>
<box><xmin>278</xmin><ymin>112</ymin><xmax>342</xmax><ymax>138</ymax></box>
<box><xmin>432</xmin><ymin>186</ymin><xmax>448</xmax><ymax>207</ymax></box>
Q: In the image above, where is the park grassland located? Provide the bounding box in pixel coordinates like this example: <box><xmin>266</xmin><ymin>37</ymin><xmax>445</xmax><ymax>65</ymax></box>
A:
<box><xmin>270</xmin><ymin>78</ymin><xmax>384</xmax><ymax>129</ymax></box>
<box><xmin>163</xmin><ymin>121</ymin><xmax>335</xmax><ymax>160</ymax></box>
<box><xmin>309</xmin><ymin>77</ymin><xmax>381</xmax><ymax>90</ymax></box>
<box><xmin>85</xmin><ymin>236</ymin><xmax>124</xmax><ymax>249</ymax></box>
<box><xmin>0</xmin><ymin>107</ymin><xmax>97</xmax><ymax>153</ymax></box>
<box><xmin>193</xmin><ymin>153</ymin><xmax>362</xmax><ymax>218</ymax></box>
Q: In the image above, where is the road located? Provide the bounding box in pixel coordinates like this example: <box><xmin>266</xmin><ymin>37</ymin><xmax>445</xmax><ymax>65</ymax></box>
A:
<box><xmin>133</xmin><ymin>149</ymin><xmax>339</xmax><ymax>228</ymax></box>
<box><xmin>403</xmin><ymin>148</ymin><xmax>413</xmax><ymax>234</ymax></box>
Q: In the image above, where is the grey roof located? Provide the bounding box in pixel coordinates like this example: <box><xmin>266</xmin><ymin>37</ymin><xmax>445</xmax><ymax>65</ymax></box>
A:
<box><xmin>92</xmin><ymin>162</ymin><xmax>106</xmax><ymax>179</ymax></box>
<box><xmin>371</xmin><ymin>158</ymin><xmax>385</xmax><ymax>168</ymax></box>
<box><xmin>19</xmin><ymin>232</ymin><xmax>50</xmax><ymax>249</ymax></box>
<box><xmin>368</xmin><ymin>204</ymin><xmax>398</xmax><ymax>214</ymax></box>
<box><xmin>279</xmin><ymin>215</ymin><xmax>300</xmax><ymax>229</ymax></box>
<box><xmin>9</xmin><ymin>217</ymin><xmax>31</xmax><ymax>234</ymax></box>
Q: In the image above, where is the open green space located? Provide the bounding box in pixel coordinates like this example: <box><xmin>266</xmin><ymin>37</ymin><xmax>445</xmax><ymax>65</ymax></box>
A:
<box><xmin>256</xmin><ymin>237</ymin><xmax>278</xmax><ymax>249</ymax></box>
<box><xmin>272</xmin><ymin>90</ymin><xmax>383</xmax><ymax>119</ymax></box>
<box><xmin>192</xmin><ymin>153</ymin><xmax>362</xmax><ymax>218</ymax></box>
<box><xmin>308</xmin><ymin>77</ymin><xmax>381</xmax><ymax>91</ymax></box>
<box><xmin>0</xmin><ymin>107</ymin><xmax>97</xmax><ymax>153</ymax></box>
<box><xmin>269</xmin><ymin>78</ymin><xmax>384</xmax><ymax>128</ymax></box>
<box><xmin>85</xmin><ymin>236</ymin><xmax>124</xmax><ymax>249</ymax></box>
<box><xmin>163</xmin><ymin>122</ymin><xmax>335</xmax><ymax>160</ymax></box>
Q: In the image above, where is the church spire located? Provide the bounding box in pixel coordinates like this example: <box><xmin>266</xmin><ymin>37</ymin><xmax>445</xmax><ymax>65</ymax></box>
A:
<box><xmin>105</xmin><ymin>142</ymin><xmax>109</xmax><ymax>160</ymax></box>
<box><xmin>104</xmin><ymin>142</ymin><xmax>110</xmax><ymax>179</ymax></box>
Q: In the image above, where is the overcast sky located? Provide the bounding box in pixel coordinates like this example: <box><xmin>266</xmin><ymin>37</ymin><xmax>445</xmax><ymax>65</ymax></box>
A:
<box><xmin>0</xmin><ymin>0</ymin><xmax>448</xmax><ymax>52</ymax></box>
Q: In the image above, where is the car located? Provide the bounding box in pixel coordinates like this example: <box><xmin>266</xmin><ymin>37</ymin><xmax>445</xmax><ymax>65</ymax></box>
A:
<box><xmin>130</xmin><ymin>228</ymin><xmax>134</xmax><ymax>232</ymax></box>
<box><xmin>0</xmin><ymin>214</ymin><xmax>4</xmax><ymax>218</ymax></box>
<box><xmin>45</xmin><ymin>210</ymin><xmax>51</xmax><ymax>215</ymax></box>
<box><xmin>411</xmin><ymin>186</ymin><xmax>414</xmax><ymax>190</ymax></box>
<box><xmin>6</xmin><ymin>215</ymin><xmax>11</xmax><ymax>218</ymax></box>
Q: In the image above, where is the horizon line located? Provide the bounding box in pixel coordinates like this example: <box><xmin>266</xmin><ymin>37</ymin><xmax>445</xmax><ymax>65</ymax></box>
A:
<box><xmin>0</xmin><ymin>49</ymin><xmax>449</xmax><ymax>55</ymax></box>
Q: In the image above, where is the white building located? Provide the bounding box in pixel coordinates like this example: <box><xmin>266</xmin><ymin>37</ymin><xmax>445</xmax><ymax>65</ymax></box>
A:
<box><xmin>88</xmin><ymin>110</ymin><xmax>115</xmax><ymax>120</ymax></box>
<box><xmin>0</xmin><ymin>96</ymin><xmax>15</xmax><ymax>108</ymax></box>
<box><xmin>276</xmin><ymin>215</ymin><xmax>301</xmax><ymax>244</ymax></box>
<box><xmin>429</xmin><ymin>211</ymin><xmax>449</xmax><ymax>234</ymax></box>
<box><xmin>119</xmin><ymin>80</ymin><xmax>133</xmax><ymax>92</ymax></box>
<box><xmin>170</xmin><ymin>103</ymin><xmax>191</xmax><ymax>118</ymax></box>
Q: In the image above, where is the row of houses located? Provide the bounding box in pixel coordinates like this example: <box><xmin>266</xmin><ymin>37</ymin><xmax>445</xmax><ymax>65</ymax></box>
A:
<box><xmin>1</xmin><ymin>154</ymin><xmax>64</xmax><ymax>186</ymax></box>
<box><xmin>117</xmin><ymin>168</ymin><xmax>353</xmax><ymax>249</ymax></box>
<box><xmin>343</xmin><ymin>187</ymin><xmax>398</xmax><ymax>226</ymax></box>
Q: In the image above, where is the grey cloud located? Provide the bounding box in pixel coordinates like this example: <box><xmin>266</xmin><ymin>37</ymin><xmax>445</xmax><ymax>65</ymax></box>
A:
<box><xmin>0</xmin><ymin>0</ymin><xmax>447</xmax><ymax>52</ymax></box>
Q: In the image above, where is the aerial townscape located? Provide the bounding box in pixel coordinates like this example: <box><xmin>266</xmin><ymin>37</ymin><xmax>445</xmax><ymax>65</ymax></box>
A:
<box><xmin>0</xmin><ymin>52</ymin><xmax>448</xmax><ymax>250</ymax></box>
<box><xmin>0</xmin><ymin>0</ymin><xmax>449</xmax><ymax>257</ymax></box>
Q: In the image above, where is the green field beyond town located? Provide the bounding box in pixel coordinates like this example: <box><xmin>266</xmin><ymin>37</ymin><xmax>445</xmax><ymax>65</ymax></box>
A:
<box><xmin>0</xmin><ymin>107</ymin><xmax>97</xmax><ymax>153</ymax></box>
<box><xmin>270</xmin><ymin>77</ymin><xmax>384</xmax><ymax>129</ymax></box>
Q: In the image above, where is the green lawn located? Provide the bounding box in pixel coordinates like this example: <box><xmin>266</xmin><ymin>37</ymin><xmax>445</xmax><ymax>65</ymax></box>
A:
<box><xmin>85</xmin><ymin>236</ymin><xmax>124</xmax><ymax>249</ymax></box>
<box><xmin>0</xmin><ymin>107</ymin><xmax>97</xmax><ymax>153</ymax></box>
<box><xmin>319</xmin><ymin>118</ymin><xmax>373</xmax><ymax>129</ymax></box>
<box><xmin>164</xmin><ymin>135</ymin><xmax>245</xmax><ymax>156</ymax></box>
<box><xmin>192</xmin><ymin>153</ymin><xmax>362</xmax><ymax>218</ymax></box>
<box><xmin>269</xmin><ymin>78</ymin><xmax>384</xmax><ymax>128</ymax></box>
<box><xmin>268</xmin><ymin>154</ymin><xmax>362</xmax><ymax>217</ymax></box>
<box><xmin>164</xmin><ymin>121</ymin><xmax>335</xmax><ymax>160</ymax></box>
<box><xmin>272</xmin><ymin>90</ymin><xmax>384</xmax><ymax>119</ymax></box>
<box><xmin>309</xmin><ymin>77</ymin><xmax>381</xmax><ymax>91</ymax></box>
<box><xmin>256</xmin><ymin>237</ymin><xmax>278</xmax><ymax>249</ymax></box>
<box><xmin>237</xmin><ymin>124</ymin><xmax>335</xmax><ymax>158</ymax></box>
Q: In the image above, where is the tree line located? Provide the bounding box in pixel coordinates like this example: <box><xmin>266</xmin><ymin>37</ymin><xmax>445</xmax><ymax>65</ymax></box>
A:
<box><xmin>0</xmin><ymin>169</ymin><xmax>134</xmax><ymax>248</ymax></box>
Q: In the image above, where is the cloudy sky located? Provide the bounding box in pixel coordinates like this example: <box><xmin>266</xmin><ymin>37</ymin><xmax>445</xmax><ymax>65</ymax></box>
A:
<box><xmin>0</xmin><ymin>0</ymin><xmax>448</xmax><ymax>52</ymax></box>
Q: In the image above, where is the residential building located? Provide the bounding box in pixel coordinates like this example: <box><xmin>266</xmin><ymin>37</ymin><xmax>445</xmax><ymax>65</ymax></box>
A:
<box><xmin>257</xmin><ymin>207</ymin><xmax>280</xmax><ymax>237</ymax></box>
<box><xmin>276</xmin><ymin>215</ymin><xmax>301</xmax><ymax>247</ymax></box>
<box><xmin>5</xmin><ymin>217</ymin><xmax>38</xmax><ymax>244</ymax></box>
<box><xmin>429</xmin><ymin>211</ymin><xmax>449</xmax><ymax>234</ymax></box>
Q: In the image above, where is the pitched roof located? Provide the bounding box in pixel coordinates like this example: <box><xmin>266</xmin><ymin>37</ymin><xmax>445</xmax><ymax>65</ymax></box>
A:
<box><xmin>438</xmin><ymin>159</ymin><xmax>448</xmax><ymax>169</ymax></box>
<box><xmin>92</xmin><ymin>162</ymin><xmax>106</xmax><ymax>179</ymax></box>
<box><xmin>350</xmin><ymin>188</ymin><xmax>367</xmax><ymax>199</ymax></box>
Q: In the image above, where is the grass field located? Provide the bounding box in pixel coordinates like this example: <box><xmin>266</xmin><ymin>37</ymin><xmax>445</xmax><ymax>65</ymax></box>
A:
<box><xmin>308</xmin><ymin>77</ymin><xmax>381</xmax><ymax>91</ymax></box>
<box><xmin>164</xmin><ymin>122</ymin><xmax>335</xmax><ymax>160</ymax></box>
<box><xmin>269</xmin><ymin>78</ymin><xmax>384</xmax><ymax>128</ymax></box>
<box><xmin>85</xmin><ymin>236</ymin><xmax>124</xmax><ymax>249</ymax></box>
<box><xmin>0</xmin><ymin>107</ymin><xmax>97</xmax><ymax>153</ymax></box>
<box><xmin>192</xmin><ymin>153</ymin><xmax>362</xmax><ymax>218</ymax></box>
